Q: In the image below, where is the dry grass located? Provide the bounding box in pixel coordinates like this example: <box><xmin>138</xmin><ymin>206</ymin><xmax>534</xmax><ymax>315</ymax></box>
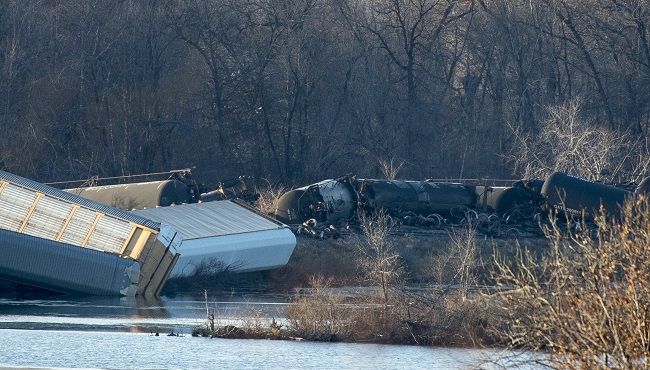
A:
<box><xmin>177</xmin><ymin>222</ymin><xmax>554</xmax><ymax>348</ymax></box>
<box><xmin>281</xmin><ymin>221</ymin><xmax>528</xmax><ymax>346</ymax></box>
<box><xmin>254</xmin><ymin>182</ymin><xmax>287</xmax><ymax>215</ymax></box>
<box><xmin>268</xmin><ymin>238</ymin><xmax>361</xmax><ymax>289</ymax></box>
<box><xmin>286</xmin><ymin>276</ymin><xmax>353</xmax><ymax>341</ymax></box>
<box><xmin>192</xmin><ymin>290</ymin><xmax>286</xmax><ymax>339</ymax></box>
<box><xmin>489</xmin><ymin>196</ymin><xmax>650</xmax><ymax>368</ymax></box>
<box><xmin>285</xmin><ymin>275</ymin><xmax>417</xmax><ymax>343</ymax></box>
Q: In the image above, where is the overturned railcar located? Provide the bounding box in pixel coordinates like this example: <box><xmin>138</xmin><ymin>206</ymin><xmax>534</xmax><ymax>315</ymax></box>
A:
<box><xmin>358</xmin><ymin>179</ymin><xmax>478</xmax><ymax>219</ymax></box>
<box><xmin>275</xmin><ymin>171</ymin><xmax>641</xmax><ymax>234</ymax></box>
<box><xmin>134</xmin><ymin>200</ymin><xmax>296</xmax><ymax>277</ymax></box>
<box><xmin>274</xmin><ymin>177</ymin><xmax>358</xmax><ymax>225</ymax></box>
<box><xmin>0</xmin><ymin>170</ymin><xmax>181</xmax><ymax>296</ymax></box>
<box><xmin>476</xmin><ymin>180</ymin><xmax>544</xmax><ymax>218</ymax></box>
<box><xmin>274</xmin><ymin>177</ymin><xmax>480</xmax><ymax>225</ymax></box>
<box><xmin>541</xmin><ymin>172</ymin><xmax>632</xmax><ymax>220</ymax></box>
<box><xmin>65</xmin><ymin>180</ymin><xmax>194</xmax><ymax>210</ymax></box>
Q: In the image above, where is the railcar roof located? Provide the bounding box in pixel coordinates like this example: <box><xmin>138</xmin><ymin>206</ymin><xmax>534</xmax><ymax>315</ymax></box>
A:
<box><xmin>132</xmin><ymin>200</ymin><xmax>285</xmax><ymax>240</ymax></box>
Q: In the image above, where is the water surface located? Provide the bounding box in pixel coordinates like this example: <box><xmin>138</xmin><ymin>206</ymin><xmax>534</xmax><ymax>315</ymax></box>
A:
<box><xmin>0</xmin><ymin>294</ymin><xmax>540</xmax><ymax>369</ymax></box>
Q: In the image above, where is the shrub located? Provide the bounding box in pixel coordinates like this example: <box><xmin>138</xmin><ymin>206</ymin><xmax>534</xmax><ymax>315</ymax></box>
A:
<box><xmin>254</xmin><ymin>182</ymin><xmax>287</xmax><ymax>215</ymax></box>
<box><xmin>490</xmin><ymin>196</ymin><xmax>650</xmax><ymax>369</ymax></box>
<box><xmin>286</xmin><ymin>276</ymin><xmax>352</xmax><ymax>341</ymax></box>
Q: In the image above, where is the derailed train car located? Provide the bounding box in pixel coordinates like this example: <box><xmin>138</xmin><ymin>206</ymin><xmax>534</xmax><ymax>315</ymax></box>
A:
<box><xmin>541</xmin><ymin>172</ymin><xmax>632</xmax><ymax>220</ymax></box>
<box><xmin>61</xmin><ymin>169</ymin><xmax>645</xmax><ymax>238</ymax></box>
<box><xmin>274</xmin><ymin>172</ymin><xmax>641</xmax><ymax>237</ymax></box>
<box><xmin>65</xmin><ymin>180</ymin><xmax>195</xmax><ymax>210</ymax></box>
<box><xmin>61</xmin><ymin>172</ymin><xmax>296</xmax><ymax>276</ymax></box>
<box><xmin>274</xmin><ymin>175</ymin><xmax>541</xmax><ymax>227</ymax></box>
<box><xmin>357</xmin><ymin>179</ymin><xmax>478</xmax><ymax>219</ymax></box>
<box><xmin>0</xmin><ymin>170</ymin><xmax>182</xmax><ymax>296</ymax></box>
<box><xmin>63</xmin><ymin>173</ymin><xmax>256</xmax><ymax>211</ymax></box>
<box><xmin>275</xmin><ymin>177</ymin><xmax>358</xmax><ymax>225</ymax></box>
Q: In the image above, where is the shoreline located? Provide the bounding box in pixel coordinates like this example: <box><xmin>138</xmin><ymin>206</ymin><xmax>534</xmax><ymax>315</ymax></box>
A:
<box><xmin>1</xmin><ymin>232</ymin><xmax>549</xmax><ymax>349</ymax></box>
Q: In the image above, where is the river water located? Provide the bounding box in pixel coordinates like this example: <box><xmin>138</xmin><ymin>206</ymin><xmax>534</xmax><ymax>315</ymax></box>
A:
<box><xmin>0</xmin><ymin>294</ymin><xmax>540</xmax><ymax>369</ymax></box>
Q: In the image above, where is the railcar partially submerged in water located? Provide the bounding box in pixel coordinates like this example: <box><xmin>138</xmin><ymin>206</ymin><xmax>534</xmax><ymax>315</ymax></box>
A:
<box><xmin>0</xmin><ymin>170</ymin><xmax>182</xmax><ymax>296</ymax></box>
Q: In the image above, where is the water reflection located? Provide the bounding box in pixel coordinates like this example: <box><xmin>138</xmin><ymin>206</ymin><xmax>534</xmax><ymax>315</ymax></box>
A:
<box><xmin>0</xmin><ymin>292</ymin><xmax>289</xmax><ymax>334</ymax></box>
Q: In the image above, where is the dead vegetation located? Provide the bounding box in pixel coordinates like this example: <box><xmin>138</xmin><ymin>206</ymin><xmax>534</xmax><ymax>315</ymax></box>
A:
<box><xmin>186</xmin><ymin>214</ymin><xmax>522</xmax><ymax>345</ymax></box>
<box><xmin>253</xmin><ymin>182</ymin><xmax>287</xmax><ymax>215</ymax></box>
<box><xmin>279</xmin><ymin>213</ymin><xmax>520</xmax><ymax>346</ymax></box>
<box><xmin>488</xmin><ymin>196</ymin><xmax>650</xmax><ymax>369</ymax></box>
<box><xmin>192</xmin><ymin>289</ymin><xmax>286</xmax><ymax>339</ymax></box>
<box><xmin>185</xmin><ymin>217</ymin><xmax>551</xmax><ymax>347</ymax></box>
<box><xmin>285</xmin><ymin>276</ymin><xmax>352</xmax><ymax>341</ymax></box>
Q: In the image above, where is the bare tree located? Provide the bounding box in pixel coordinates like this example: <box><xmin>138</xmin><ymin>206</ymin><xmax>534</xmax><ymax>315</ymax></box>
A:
<box><xmin>357</xmin><ymin>210</ymin><xmax>403</xmax><ymax>306</ymax></box>
<box><xmin>378</xmin><ymin>157</ymin><xmax>405</xmax><ymax>180</ymax></box>
<box><xmin>506</xmin><ymin>97</ymin><xmax>636</xmax><ymax>182</ymax></box>
<box><xmin>168</xmin><ymin>0</ymin><xmax>246</xmax><ymax>158</ymax></box>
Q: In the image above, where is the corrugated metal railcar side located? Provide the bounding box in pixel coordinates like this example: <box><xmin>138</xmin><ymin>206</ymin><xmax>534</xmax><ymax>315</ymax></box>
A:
<box><xmin>0</xmin><ymin>171</ymin><xmax>182</xmax><ymax>296</ymax></box>
<box><xmin>0</xmin><ymin>229</ymin><xmax>140</xmax><ymax>295</ymax></box>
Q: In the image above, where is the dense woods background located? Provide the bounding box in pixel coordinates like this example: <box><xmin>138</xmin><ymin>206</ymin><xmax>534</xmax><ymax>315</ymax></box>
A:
<box><xmin>1</xmin><ymin>0</ymin><xmax>650</xmax><ymax>188</ymax></box>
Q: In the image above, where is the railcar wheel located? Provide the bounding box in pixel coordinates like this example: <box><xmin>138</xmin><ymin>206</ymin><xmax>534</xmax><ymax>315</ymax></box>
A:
<box><xmin>427</xmin><ymin>213</ymin><xmax>443</xmax><ymax>228</ymax></box>
<box><xmin>450</xmin><ymin>207</ymin><xmax>467</xmax><ymax>221</ymax></box>
<box><xmin>505</xmin><ymin>227</ymin><xmax>521</xmax><ymax>239</ymax></box>
<box><xmin>487</xmin><ymin>214</ymin><xmax>501</xmax><ymax>233</ymax></box>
